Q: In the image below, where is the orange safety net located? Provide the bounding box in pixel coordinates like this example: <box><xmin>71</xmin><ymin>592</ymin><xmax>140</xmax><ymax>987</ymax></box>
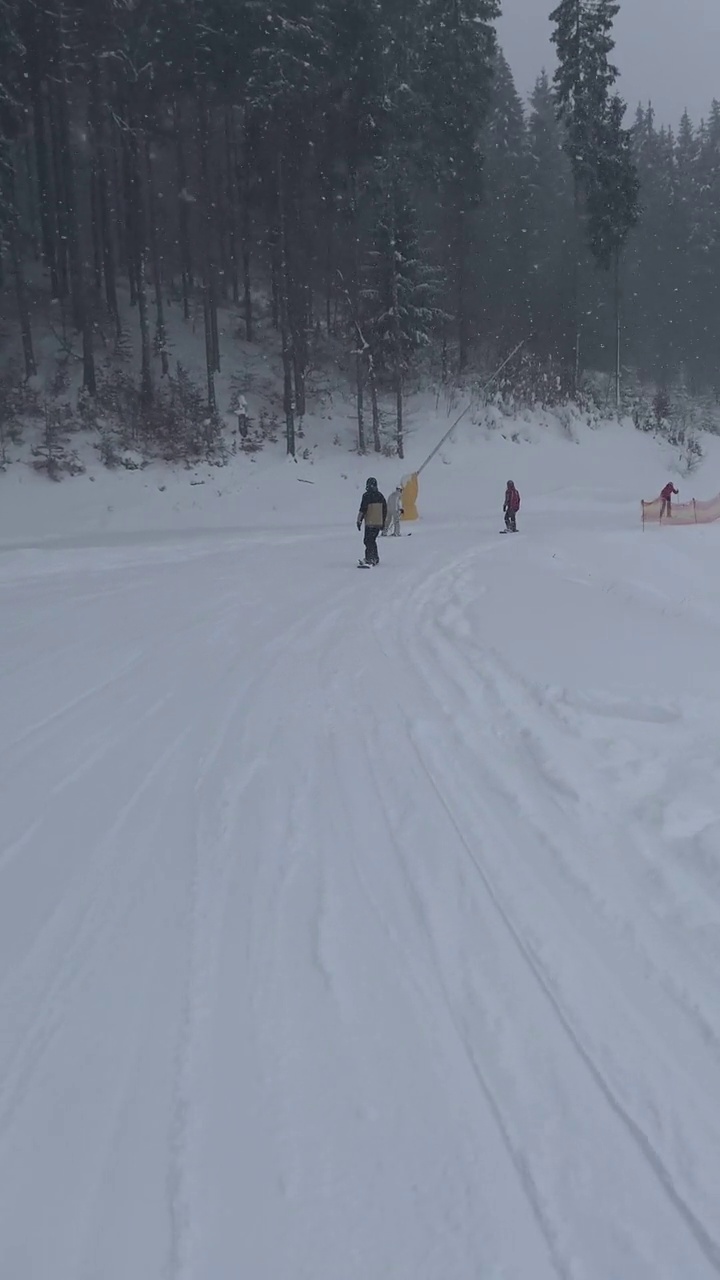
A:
<box><xmin>641</xmin><ymin>493</ymin><xmax>720</xmax><ymax>526</ymax></box>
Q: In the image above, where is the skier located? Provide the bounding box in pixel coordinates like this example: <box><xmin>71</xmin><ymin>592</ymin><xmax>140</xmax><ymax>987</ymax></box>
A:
<box><xmin>503</xmin><ymin>480</ymin><xmax>521</xmax><ymax>532</ymax></box>
<box><xmin>383</xmin><ymin>484</ymin><xmax>404</xmax><ymax>537</ymax></box>
<box><xmin>357</xmin><ymin>477</ymin><xmax>387</xmax><ymax>565</ymax></box>
<box><xmin>660</xmin><ymin>481</ymin><xmax>679</xmax><ymax>520</ymax></box>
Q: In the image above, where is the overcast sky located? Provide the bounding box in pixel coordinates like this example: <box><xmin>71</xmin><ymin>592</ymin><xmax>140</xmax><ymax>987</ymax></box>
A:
<box><xmin>497</xmin><ymin>0</ymin><xmax>720</xmax><ymax>129</ymax></box>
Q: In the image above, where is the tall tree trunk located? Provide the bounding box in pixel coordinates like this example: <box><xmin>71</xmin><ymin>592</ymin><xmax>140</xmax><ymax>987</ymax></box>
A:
<box><xmin>395</xmin><ymin>365</ymin><xmax>404</xmax><ymax>460</ymax></box>
<box><xmin>22</xmin><ymin>132</ymin><xmax>40</xmax><ymax>264</ymax></box>
<box><xmin>292</xmin><ymin>329</ymin><xmax>306</xmax><ymax>417</ymax></box>
<box><xmin>324</xmin><ymin>182</ymin><xmax>334</xmax><ymax>335</ymax></box>
<box><xmin>29</xmin><ymin>76</ymin><xmax>59</xmax><ymax>297</ymax></box>
<box><xmin>197</xmin><ymin>85</ymin><xmax>220</xmax><ymax>376</ymax></box>
<box><xmin>89</xmin><ymin>62</ymin><xmax>119</xmax><ymax>332</ymax></box>
<box><xmin>277</xmin><ymin>150</ymin><xmax>295</xmax><ymax>456</ymax></box>
<box><xmin>572</xmin><ymin>179</ymin><xmax>582</xmax><ymax>393</ymax></box>
<box><xmin>4</xmin><ymin>161</ymin><xmax>37</xmax><ymax>379</ymax></box>
<box><xmin>614</xmin><ymin>248</ymin><xmax>622</xmax><ymax>411</ymax></box>
<box><xmin>89</xmin><ymin>167</ymin><xmax>103</xmax><ymax>293</ymax></box>
<box><xmin>145</xmin><ymin>139</ymin><xmax>169</xmax><ymax>377</ymax></box>
<box><xmin>456</xmin><ymin>198</ymin><xmax>468</xmax><ymax>373</ymax></box>
<box><xmin>174</xmin><ymin>100</ymin><xmax>193</xmax><ymax>322</ymax></box>
<box><xmin>48</xmin><ymin>85</ymin><xmax>69</xmax><ymax>304</ymax></box>
<box><xmin>242</xmin><ymin>236</ymin><xmax>253</xmax><ymax>341</ymax></box>
<box><xmin>238</xmin><ymin>116</ymin><xmax>253</xmax><ymax>341</ymax></box>
<box><xmin>348</xmin><ymin>170</ymin><xmax>365</xmax><ymax>453</ymax></box>
<box><xmin>391</xmin><ymin>212</ymin><xmax>404</xmax><ymax>459</ymax></box>
<box><xmin>269</xmin><ymin>228</ymin><xmax>279</xmax><ymax>330</ymax></box>
<box><xmin>135</xmin><ymin>251</ymin><xmax>152</xmax><ymax>407</ymax></box>
<box><xmin>196</xmin><ymin>87</ymin><xmax>217</xmax><ymax>408</ymax></box>
<box><xmin>280</xmin><ymin>319</ymin><xmax>294</xmax><ymax>454</ymax></box>
<box><xmin>56</xmin><ymin>72</ymin><xmax>84</xmax><ymax>335</ymax></box>
<box><xmin>81</xmin><ymin>306</ymin><xmax>96</xmax><ymax>394</ymax></box>
<box><xmin>212</xmin><ymin>307</ymin><xmax>220</xmax><ymax>372</ymax></box>
<box><xmin>203</xmin><ymin>286</ymin><xmax>216</xmax><ymax>411</ymax></box>
<box><xmin>215</xmin><ymin>141</ymin><xmax>229</xmax><ymax>305</ymax></box>
<box><xmin>224</xmin><ymin>107</ymin><xmax>239</xmax><ymax>305</ymax></box>
<box><xmin>288</xmin><ymin>257</ymin><xmax>307</xmax><ymax>416</ymax></box>
<box><xmin>288</xmin><ymin>279</ymin><xmax>306</xmax><ymax>417</ymax></box>
<box><xmin>355</xmin><ymin>351</ymin><xmax>365</xmax><ymax>454</ymax></box>
<box><xmin>13</xmin><ymin>250</ymin><xmax>36</xmax><ymax>380</ymax></box>
<box><xmin>111</xmin><ymin>134</ymin><xmax>127</xmax><ymax>288</ymax></box>
<box><xmin>127</xmin><ymin>115</ymin><xmax>152</xmax><ymax>406</ymax></box>
<box><xmin>55</xmin><ymin>53</ymin><xmax>95</xmax><ymax>394</ymax></box>
<box><xmin>285</xmin><ymin>142</ymin><xmax>307</xmax><ymax>418</ymax></box>
<box><xmin>122</xmin><ymin>129</ymin><xmax>138</xmax><ymax>307</ymax></box>
<box><xmin>368</xmin><ymin>352</ymin><xmax>381</xmax><ymax>453</ymax></box>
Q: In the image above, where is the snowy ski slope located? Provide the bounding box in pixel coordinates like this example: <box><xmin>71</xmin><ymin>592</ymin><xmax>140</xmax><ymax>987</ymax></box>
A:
<box><xmin>2</xmin><ymin>423</ymin><xmax>720</xmax><ymax>1279</ymax></box>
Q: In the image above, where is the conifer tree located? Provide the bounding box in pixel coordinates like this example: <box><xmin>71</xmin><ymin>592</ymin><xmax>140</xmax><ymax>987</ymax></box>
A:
<box><xmin>423</xmin><ymin>0</ymin><xmax>500</xmax><ymax>370</ymax></box>
<box><xmin>324</xmin><ymin>0</ymin><xmax>383</xmax><ymax>451</ymax></box>
<box><xmin>250</xmin><ymin>0</ymin><xmax>330</xmax><ymax>452</ymax></box>
<box><xmin>364</xmin><ymin>177</ymin><xmax>440</xmax><ymax>458</ymax></box>
<box><xmin>476</xmin><ymin>50</ymin><xmax>530</xmax><ymax>352</ymax></box>
<box><xmin>625</xmin><ymin>106</ymin><xmax>676</xmax><ymax>382</ymax></box>
<box><xmin>0</xmin><ymin>0</ymin><xmax>36</xmax><ymax>378</ymax></box>
<box><xmin>550</xmin><ymin>0</ymin><xmax>622</xmax><ymax>380</ymax></box>
<box><xmin>689</xmin><ymin>103</ymin><xmax>720</xmax><ymax>388</ymax></box>
<box><xmin>586</xmin><ymin>93</ymin><xmax>639</xmax><ymax>404</ymax></box>
<box><xmin>525</xmin><ymin>70</ymin><xmax>575</xmax><ymax>364</ymax></box>
<box><xmin>0</xmin><ymin>0</ymin><xmax>22</xmax><ymax>218</ymax></box>
<box><xmin>10</xmin><ymin>0</ymin><xmax>720</xmax><ymax>445</ymax></box>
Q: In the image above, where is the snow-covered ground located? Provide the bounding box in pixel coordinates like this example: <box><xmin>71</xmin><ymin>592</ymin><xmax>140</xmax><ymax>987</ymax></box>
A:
<box><xmin>2</xmin><ymin>413</ymin><xmax>720</xmax><ymax>1279</ymax></box>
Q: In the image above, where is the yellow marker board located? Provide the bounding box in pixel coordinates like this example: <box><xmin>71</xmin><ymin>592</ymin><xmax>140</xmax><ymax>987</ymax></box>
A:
<box><xmin>401</xmin><ymin>473</ymin><xmax>418</xmax><ymax>521</ymax></box>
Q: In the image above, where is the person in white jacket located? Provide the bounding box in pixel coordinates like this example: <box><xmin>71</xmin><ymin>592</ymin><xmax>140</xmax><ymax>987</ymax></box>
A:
<box><xmin>383</xmin><ymin>484</ymin><xmax>404</xmax><ymax>536</ymax></box>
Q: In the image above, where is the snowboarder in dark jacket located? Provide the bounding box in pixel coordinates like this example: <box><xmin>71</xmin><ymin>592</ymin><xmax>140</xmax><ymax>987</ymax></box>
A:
<box><xmin>357</xmin><ymin>478</ymin><xmax>387</xmax><ymax>565</ymax></box>
<box><xmin>503</xmin><ymin>481</ymin><xmax>521</xmax><ymax>532</ymax></box>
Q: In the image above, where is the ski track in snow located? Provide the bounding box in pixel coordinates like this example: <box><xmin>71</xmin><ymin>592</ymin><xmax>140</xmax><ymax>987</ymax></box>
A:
<box><xmin>2</xmin><ymin>511</ymin><xmax>720</xmax><ymax>1279</ymax></box>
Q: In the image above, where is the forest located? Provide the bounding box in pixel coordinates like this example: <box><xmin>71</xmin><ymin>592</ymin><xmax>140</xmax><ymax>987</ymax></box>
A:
<box><xmin>0</xmin><ymin>0</ymin><xmax>718</xmax><ymax>459</ymax></box>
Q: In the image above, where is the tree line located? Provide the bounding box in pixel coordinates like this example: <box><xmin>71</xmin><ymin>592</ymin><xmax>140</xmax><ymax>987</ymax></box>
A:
<box><xmin>0</xmin><ymin>0</ymin><xmax>715</xmax><ymax>459</ymax></box>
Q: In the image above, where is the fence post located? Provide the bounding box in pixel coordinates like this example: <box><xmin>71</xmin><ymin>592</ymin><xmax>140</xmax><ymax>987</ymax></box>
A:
<box><xmin>693</xmin><ymin>499</ymin><xmax>697</xmax><ymax>523</ymax></box>
<box><xmin>641</xmin><ymin>501</ymin><xmax>645</xmax><ymax>531</ymax></box>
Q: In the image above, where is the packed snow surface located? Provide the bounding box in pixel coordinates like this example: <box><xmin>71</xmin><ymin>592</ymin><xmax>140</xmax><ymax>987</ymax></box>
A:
<box><xmin>2</xmin><ymin>420</ymin><xmax>720</xmax><ymax>1279</ymax></box>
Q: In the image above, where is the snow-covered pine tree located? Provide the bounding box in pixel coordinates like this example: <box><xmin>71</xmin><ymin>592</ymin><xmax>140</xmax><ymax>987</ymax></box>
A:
<box><xmin>422</xmin><ymin>0</ymin><xmax>500</xmax><ymax>371</ymax></box>
<box><xmin>585</xmin><ymin>92</ymin><xmax>639</xmax><ymax>405</ymax></box>
<box><xmin>525</xmin><ymin>70</ymin><xmax>575</xmax><ymax>367</ymax></box>
<box><xmin>551</xmin><ymin>0</ymin><xmax>620</xmax><ymax>182</ymax></box>
<box><xmin>476</xmin><ymin>50</ymin><xmax>530</xmax><ymax>355</ymax></box>
<box><xmin>250</xmin><ymin>0</ymin><xmax>331</xmax><ymax>454</ymax></box>
<box><xmin>671</xmin><ymin>111</ymin><xmax>701</xmax><ymax>386</ymax></box>
<box><xmin>324</xmin><ymin>0</ymin><xmax>383</xmax><ymax>452</ymax></box>
<box><xmin>363</xmin><ymin>177</ymin><xmax>441</xmax><ymax>459</ymax></box>
<box><xmin>0</xmin><ymin>0</ymin><xmax>22</xmax><ymax>222</ymax></box>
<box><xmin>624</xmin><ymin>107</ymin><xmax>677</xmax><ymax>383</ymax></box>
<box><xmin>0</xmin><ymin>0</ymin><xmax>37</xmax><ymax>378</ymax></box>
<box><xmin>688</xmin><ymin>103</ymin><xmax>720</xmax><ymax>390</ymax></box>
<box><xmin>550</xmin><ymin>0</ymin><xmax>622</xmax><ymax>383</ymax></box>
<box><xmin>17</xmin><ymin>0</ymin><xmax>59</xmax><ymax>300</ymax></box>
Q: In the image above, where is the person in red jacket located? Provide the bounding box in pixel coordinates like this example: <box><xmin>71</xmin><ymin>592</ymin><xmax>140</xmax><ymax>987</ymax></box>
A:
<box><xmin>503</xmin><ymin>481</ymin><xmax>521</xmax><ymax>532</ymax></box>
<box><xmin>660</xmin><ymin>481</ymin><xmax>678</xmax><ymax>520</ymax></box>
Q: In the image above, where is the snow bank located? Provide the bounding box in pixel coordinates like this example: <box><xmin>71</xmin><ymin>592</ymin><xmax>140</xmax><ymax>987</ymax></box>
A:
<box><xmin>1</xmin><ymin>395</ymin><xmax>718</xmax><ymax>549</ymax></box>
